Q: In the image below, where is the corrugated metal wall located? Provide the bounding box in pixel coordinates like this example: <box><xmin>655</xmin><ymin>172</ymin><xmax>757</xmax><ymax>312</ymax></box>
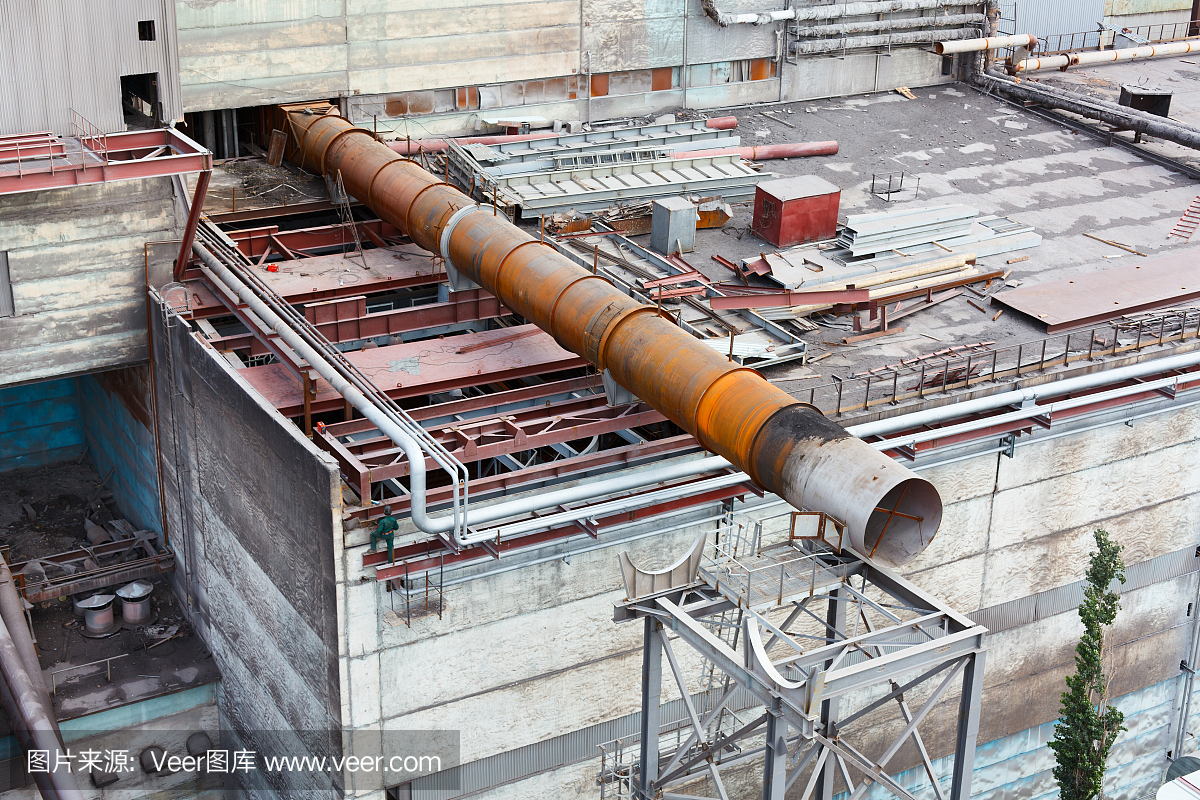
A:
<box><xmin>1013</xmin><ymin>0</ymin><xmax>1107</xmax><ymax>37</ymax></box>
<box><xmin>0</xmin><ymin>0</ymin><xmax>182</xmax><ymax>135</ymax></box>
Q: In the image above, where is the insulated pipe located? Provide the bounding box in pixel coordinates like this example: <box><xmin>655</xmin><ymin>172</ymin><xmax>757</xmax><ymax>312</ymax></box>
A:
<box><xmin>936</xmin><ymin>33</ymin><xmax>1037</xmax><ymax>54</ymax></box>
<box><xmin>792</xmin><ymin>28</ymin><xmax>979</xmax><ymax>55</ymax></box>
<box><xmin>388</xmin><ymin>118</ymin><xmax>740</xmax><ymax>154</ymax></box>
<box><xmin>1015</xmin><ymin>40</ymin><xmax>1200</xmax><ymax>72</ymax></box>
<box><xmin>703</xmin><ymin>0</ymin><xmax>955</xmax><ymax>25</ymax></box>
<box><xmin>975</xmin><ymin>70</ymin><xmax>1200</xmax><ymax>149</ymax></box>
<box><xmin>287</xmin><ymin>110</ymin><xmax>943</xmax><ymax>565</ymax></box>
<box><xmin>681</xmin><ymin>141</ymin><xmax>839</xmax><ymax>160</ymax></box>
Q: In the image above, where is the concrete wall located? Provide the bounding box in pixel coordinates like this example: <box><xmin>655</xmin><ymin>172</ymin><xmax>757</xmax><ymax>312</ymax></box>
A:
<box><xmin>151</xmin><ymin>301</ymin><xmax>345</xmax><ymax>796</ymax></box>
<box><xmin>327</xmin><ymin>393</ymin><xmax>1200</xmax><ymax>799</ymax></box>
<box><xmin>178</xmin><ymin>0</ymin><xmax>967</xmax><ymax>128</ymax></box>
<box><xmin>0</xmin><ymin>178</ymin><xmax>184</xmax><ymax>389</ymax></box>
<box><xmin>79</xmin><ymin>365</ymin><xmax>163</xmax><ymax>538</ymax></box>
<box><xmin>0</xmin><ymin>377</ymin><xmax>84</xmax><ymax>473</ymax></box>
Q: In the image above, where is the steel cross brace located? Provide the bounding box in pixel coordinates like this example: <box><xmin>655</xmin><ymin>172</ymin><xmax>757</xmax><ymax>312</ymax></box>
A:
<box><xmin>619</xmin><ymin>546</ymin><xmax>987</xmax><ymax>800</ymax></box>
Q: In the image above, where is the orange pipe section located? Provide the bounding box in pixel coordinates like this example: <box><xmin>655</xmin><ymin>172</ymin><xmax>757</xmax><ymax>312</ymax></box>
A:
<box><xmin>681</xmin><ymin>141</ymin><xmax>839</xmax><ymax>161</ymax></box>
<box><xmin>287</xmin><ymin>109</ymin><xmax>941</xmax><ymax>565</ymax></box>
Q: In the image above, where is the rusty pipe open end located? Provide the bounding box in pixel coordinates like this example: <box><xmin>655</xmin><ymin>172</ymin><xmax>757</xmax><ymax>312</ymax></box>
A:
<box><xmin>751</xmin><ymin>405</ymin><xmax>942</xmax><ymax>566</ymax></box>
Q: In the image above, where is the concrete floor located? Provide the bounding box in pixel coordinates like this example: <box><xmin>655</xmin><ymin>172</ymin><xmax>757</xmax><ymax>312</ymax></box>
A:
<box><xmin>650</xmin><ymin>84</ymin><xmax>1200</xmax><ymax>390</ymax></box>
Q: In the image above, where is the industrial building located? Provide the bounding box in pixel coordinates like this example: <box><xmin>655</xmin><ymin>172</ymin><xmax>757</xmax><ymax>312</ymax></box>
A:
<box><xmin>2</xmin><ymin>1</ymin><xmax>1200</xmax><ymax>799</ymax></box>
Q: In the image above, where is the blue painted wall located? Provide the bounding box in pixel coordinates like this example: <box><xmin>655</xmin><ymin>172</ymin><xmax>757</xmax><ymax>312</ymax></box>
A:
<box><xmin>78</xmin><ymin>370</ymin><xmax>162</xmax><ymax>537</ymax></box>
<box><xmin>0</xmin><ymin>377</ymin><xmax>86</xmax><ymax>473</ymax></box>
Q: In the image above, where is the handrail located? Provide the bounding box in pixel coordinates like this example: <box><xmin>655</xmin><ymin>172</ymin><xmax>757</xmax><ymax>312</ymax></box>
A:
<box><xmin>798</xmin><ymin>307</ymin><xmax>1200</xmax><ymax>416</ymax></box>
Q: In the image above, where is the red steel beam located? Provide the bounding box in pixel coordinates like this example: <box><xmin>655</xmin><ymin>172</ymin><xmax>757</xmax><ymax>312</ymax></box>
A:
<box><xmin>174</xmin><ymin>170</ymin><xmax>211</xmax><ymax>280</ymax></box>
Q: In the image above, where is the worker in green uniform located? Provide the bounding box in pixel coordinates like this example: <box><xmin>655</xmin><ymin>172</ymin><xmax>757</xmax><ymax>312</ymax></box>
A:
<box><xmin>370</xmin><ymin>505</ymin><xmax>399</xmax><ymax>563</ymax></box>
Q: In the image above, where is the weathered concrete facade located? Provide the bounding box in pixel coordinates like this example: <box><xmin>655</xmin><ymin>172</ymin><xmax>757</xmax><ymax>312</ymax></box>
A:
<box><xmin>177</xmin><ymin>0</ymin><xmax>969</xmax><ymax>136</ymax></box>
<box><xmin>150</xmin><ymin>303</ymin><xmax>345</xmax><ymax>796</ymax></box>
<box><xmin>322</xmin><ymin>372</ymin><xmax>1200</xmax><ymax>798</ymax></box>
<box><xmin>0</xmin><ymin>178</ymin><xmax>185</xmax><ymax>389</ymax></box>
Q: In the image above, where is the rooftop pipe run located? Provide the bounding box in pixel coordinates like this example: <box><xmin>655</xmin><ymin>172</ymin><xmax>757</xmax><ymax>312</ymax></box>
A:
<box><xmin>286</xmin><ymin>109</ymin><xmax>942</xmax><ymax>565</ymax></box>
<box><xmin>702</xmin><ymin>0</ymin><xmax>959</xmax><ymax>25</ymax></box>
<box><xmin>1014</xmin><ymin>39</ymin><xmax>1200</xmax><ymax>72</ymax></box>
<box><xmin>974</xmin><ymin>69</ymin><xmax>1200</xmax><ymax>150</ymax></box>
<box><xmin>679</xmin><ymin>141</ymin><xmax>839</xmax><ymax>160</ymax></box>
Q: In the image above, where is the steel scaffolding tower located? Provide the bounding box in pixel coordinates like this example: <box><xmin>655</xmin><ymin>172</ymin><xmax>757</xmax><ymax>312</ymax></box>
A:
<box><xmin>606</xmin><ymin>506</ymin><xmax>987</xmax><ymax>800</ymax></box>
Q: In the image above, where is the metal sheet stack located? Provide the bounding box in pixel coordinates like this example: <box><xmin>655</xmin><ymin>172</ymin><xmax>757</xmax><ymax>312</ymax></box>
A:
<box><xmin>837</xmin><ymin>205</ymin><xmax>978</xmax><ymax>259</ymax></box>
<box><xmin>446</xmin><ymin>120</ymin><xmax>771</xmax><ymax>218</ymax></box>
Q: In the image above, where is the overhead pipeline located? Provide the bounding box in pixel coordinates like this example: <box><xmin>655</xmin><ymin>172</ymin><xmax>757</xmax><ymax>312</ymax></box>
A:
<box><xmin>287</xmin><ymin>109</ymin><xmax>942</xmax><ymax>565</ymax></box>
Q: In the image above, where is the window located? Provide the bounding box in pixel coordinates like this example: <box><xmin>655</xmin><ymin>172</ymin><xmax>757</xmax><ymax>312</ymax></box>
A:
<box><xmin>0</xmin><ymin>252</ymin><xmax>14</xmax><ymax>317</ymax></box>
<box><xmin>138</xmin><ymin>20</ymin><xmax>155</xmax><ymax>41</ymax></box>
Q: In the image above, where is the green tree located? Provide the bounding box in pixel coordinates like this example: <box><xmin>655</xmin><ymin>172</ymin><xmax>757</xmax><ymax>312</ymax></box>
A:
<box><xmin>1048</xmin><ymin>529</ymin><xmax>1127</xmax><ymax>800</ymax></box>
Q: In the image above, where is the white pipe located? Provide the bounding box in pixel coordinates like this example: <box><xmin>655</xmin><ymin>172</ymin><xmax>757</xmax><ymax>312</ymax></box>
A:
<box><xmin>936</xmin><ymin>33</ymin><xmax>1036</xmax><ymax>54</ymax></box>
<box><xmin>871</xmin><ymin>372</ymin><xmax>1190</xmax><ymax>450</ymax></box>
<box><xmin>194</xmin><ymin>242</ymin><xmax>736</xmax><ymax>547</ymax></box>
<box><xmin>849</xmin><ymin>349</ymin><xmax>1200</xmax><ymax>438</ymax></box>
<box><xmin>1015</xmin><ymin>39</ymin><xmax>1200</xmax><ymax>72</ymax></box>
<box><xmin>473</xmin><ymin>471</ymin><xmax>748</xmax><ymax>540</ymax></box>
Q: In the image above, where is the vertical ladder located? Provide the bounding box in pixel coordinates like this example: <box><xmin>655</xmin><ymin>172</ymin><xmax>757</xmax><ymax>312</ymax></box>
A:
<box><xmin>1169</xmin><ymin>196</ymin><xmax>1200</xmax><ymax>241</ymax></box>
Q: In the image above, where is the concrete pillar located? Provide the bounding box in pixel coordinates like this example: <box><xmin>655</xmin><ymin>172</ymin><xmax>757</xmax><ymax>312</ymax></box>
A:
<box><xmin>201</xmin><ymin>111</ymin><xmax>216</xmax><ymax>156</ymax></box>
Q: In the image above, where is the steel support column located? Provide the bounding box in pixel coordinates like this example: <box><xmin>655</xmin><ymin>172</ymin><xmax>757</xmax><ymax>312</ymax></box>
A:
<box><xmin>763</xmin><ymin>709</ymin><xmax>788</xmax><ymax>800</ymax></box>
<box><xmin>816</xmin><ymin>583</ymin><xmax>847</xmax><ymax>800</ymax></box>
<box><xmin>174</xmin><ymin>169</ymin><xmax>211</xmax><ymax>280</ymax></box>
<box><xmin>639</xmin><ymin>617</ymin><xmax>663</xmax><ymax>800</ymax></box>
<box><xmin>951</xmin><ymin>650</ymin><xmax>985</xmax><ymax>798</ymax></box>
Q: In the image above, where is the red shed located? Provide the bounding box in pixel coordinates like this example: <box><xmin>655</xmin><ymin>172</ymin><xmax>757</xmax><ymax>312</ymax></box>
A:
<box><xmin>751</xmin><ymin>176</ymin><xmax>841</xmax><ymax>247</ymax></box>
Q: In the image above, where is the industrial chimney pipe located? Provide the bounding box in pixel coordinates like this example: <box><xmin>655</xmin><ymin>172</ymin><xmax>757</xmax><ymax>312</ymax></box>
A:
<box><xmin>287</xmin><ymin>110</ymin><xmax>942</xmax><ymax>565</ymax></box>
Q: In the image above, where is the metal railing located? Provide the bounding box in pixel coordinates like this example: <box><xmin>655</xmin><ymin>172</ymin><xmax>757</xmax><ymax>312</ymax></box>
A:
<box><xmin>1039</xmin><ymin>30</ymin><xmax>1109</xmax><ymax>54</ymax></box>
<box><xmin>1121</xmin><ymin>17</ymin><xmax>1200</xmax><ymax>43</ymax></box>
<box><xmin>70</xmin><ymin>109</ymin><xmax>109</xmax><ymax>165</ymax></box>
<box><xmin>799</xmin><ymin>307</ymin><xmax>1200</xmax><ymax>417</ymax></box>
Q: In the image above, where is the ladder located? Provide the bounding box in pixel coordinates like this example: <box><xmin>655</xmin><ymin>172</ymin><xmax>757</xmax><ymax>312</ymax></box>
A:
<box><xmin>1169</xmin><ymin>196</ymin><xmax>1200</xmax><ymax>241</ymax></box>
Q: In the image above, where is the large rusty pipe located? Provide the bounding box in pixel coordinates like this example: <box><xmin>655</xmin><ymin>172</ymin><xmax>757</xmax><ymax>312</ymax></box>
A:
<box><xmin>288</xmin><ymin>110</ymin><xmax>941</xmax><ymax>565</ymax></box>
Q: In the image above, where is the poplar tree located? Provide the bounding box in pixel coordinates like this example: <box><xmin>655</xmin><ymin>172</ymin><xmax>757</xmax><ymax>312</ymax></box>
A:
<box><xmin>1048</xmin><ymin>529</ymin><xmax>1127</xmax><ymax>800</ymax></box>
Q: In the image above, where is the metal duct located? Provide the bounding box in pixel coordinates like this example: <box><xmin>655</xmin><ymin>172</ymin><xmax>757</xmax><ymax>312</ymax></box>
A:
<box><xmin>791</xmin><ymin>28</ymin><xmax>978</xmax><ymax>55</ymax></box>
<box><xmin>288</xmin><ymin>110</ymin><xmax>942</xmax><ymax>565</ymax></box>
<box><xmin>975</xmin><ymin>70</ymin><xmax>1200</xmax><ymax>150</ymax></box>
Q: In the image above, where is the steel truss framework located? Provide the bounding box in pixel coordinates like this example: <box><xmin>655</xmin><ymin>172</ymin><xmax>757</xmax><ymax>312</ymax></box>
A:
<box><xmin>609</xmin><ymin>510</ymin><xmax>987</xmax><ymax>800</ymax></box>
